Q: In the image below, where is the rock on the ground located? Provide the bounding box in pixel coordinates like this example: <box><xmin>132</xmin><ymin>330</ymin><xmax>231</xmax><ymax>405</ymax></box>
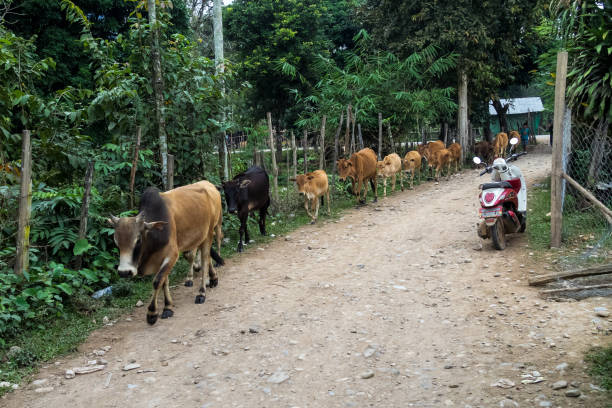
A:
<box><xmin>491</xmin><ymin>378</ymin><xmax>516</xmax><ymax>388</ymax></box>
<box><xmin>31</xmin><ymin>379</ymin><xmax>48</xmax><ymax>387</ymax></box>
<box><xmin>34</xmin><ymin>387</ymin><xmax>54</xmax><ymax>393</ymax></box>
<box><xmin>267</xmin><ymin>371</ymin><xmax>290</xmax><ymax>384</ymax></box>
<box><xmin>123</xmin><ymin>363</ymin><xmax>141</xmax><ymax>371</ymax></box>
<box><xmin>65</xmin><ymin>369</ymin><xmax>75</xmax><ymax>379</ymax></box>
<box><xmin>360</xmin><ymin>370</ymin><xmax>375</xmax><ymax>379</ymax></box>
<box><xmin>73</xmin><ymin>365</ymin><xmax>105</xmax><ymax>374</ymax></box>
<box><xmin>594</xmin><ymin>307</ymin><xmax>609</xmax><ymax>317</ymax></box>
<box><xmin>499</xmin><ymin>399</ymin><xmax>519</xmax><ymax>408</ymax></box>
<box><xmin>552</xmin><ymin>380</ymin><xmax>567</xmax><ymax>390</ymax></box>
<box><xmin>135</xmin><ymin>300</ymin><xmax>144</xmax><ymax>307</ymax></box>
<box><xmin>555</xmin><ymin>362</ymin><xmax>568</xmax><ymax>371</ymax></box>
<box><xmin>565</xmin><ymin>389</ymin><xmax>581</xmax><ymax>397</ymax></box>
<box><xmin>363</xmin><ymin>345</ymin><xmax>376</xmax><ymax>358</ymax></box>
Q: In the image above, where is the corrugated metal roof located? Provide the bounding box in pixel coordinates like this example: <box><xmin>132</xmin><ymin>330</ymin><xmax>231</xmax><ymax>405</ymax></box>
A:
<box><xmin>489</xmin><ymin>97</ymin><xmax>544</xmax><ymax>115</ymax></box>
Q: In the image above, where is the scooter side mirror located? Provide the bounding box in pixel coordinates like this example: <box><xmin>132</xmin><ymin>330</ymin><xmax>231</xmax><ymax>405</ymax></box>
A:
<box><xmin>509</xmin><ymin>137</ymin><xmax>518</xmax><ymax>145</ymax></box>
<box><xmin>472</xmin><ymin>157</ymin><xmax>482</xmax><ymax>165</ymax></box>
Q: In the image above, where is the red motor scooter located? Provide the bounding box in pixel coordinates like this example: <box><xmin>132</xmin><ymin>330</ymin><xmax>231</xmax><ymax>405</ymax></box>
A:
<box><xmin>473</xmin><ymin>138</ymin><xmax>527</xmax><ymax>250</ymax></box>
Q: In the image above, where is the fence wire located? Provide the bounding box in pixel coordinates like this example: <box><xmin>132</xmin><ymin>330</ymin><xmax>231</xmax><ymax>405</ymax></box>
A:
<box><xmin>559</xmin><ymin>119</ymin><xmax>612</xmax><ymax>269</ymax></box>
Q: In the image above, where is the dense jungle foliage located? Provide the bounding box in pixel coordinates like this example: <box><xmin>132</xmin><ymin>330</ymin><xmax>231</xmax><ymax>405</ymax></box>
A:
<box><xmin>0</xmin><ymin>0</ymin><xmax>609</xmax><ymax>373</ymax></box>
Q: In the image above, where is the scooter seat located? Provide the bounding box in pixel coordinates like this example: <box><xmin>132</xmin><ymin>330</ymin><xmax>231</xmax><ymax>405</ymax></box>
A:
<box><xmin>480</xmin><ymin>181</ymin><xmax>513</xmax><ymax>190</ymax></box>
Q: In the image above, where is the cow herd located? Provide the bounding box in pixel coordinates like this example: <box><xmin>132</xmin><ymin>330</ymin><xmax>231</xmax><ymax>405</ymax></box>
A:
<box><xmin>109</xmin><ymin>134</ymin><xmax>515</xmax><ymax>325</ymax></box>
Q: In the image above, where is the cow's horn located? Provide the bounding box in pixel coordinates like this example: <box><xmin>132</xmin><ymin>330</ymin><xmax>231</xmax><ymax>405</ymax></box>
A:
<box><xmin>107</xmin><ymin>215</ymin><xmax>120</xmax><ymax>226</ymax></box>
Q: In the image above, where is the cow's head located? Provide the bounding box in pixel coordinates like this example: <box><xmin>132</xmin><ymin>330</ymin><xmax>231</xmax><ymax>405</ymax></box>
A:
<box><xmin>336</xmin><ymin>158</ymin><xmax>354</xmax><ymax>181</ymax></box>
<box><xmin>221</xmin><ymin>179</ymin><xmax>251</xmax><ymax>214</ymax></box>
<box><xmin>376</xmin><ymin>160</ymin><xmax>385</xmax><ymax>176</ymax></box>
<box><xmin>107</xmin><ymin>214</ymin><xmax>166</xmax><ymax>278</ymax></box>
<box><xmin>291</xmin><ymin>174</ymin><xmax>312</xmax><ymax>195</ymax></box>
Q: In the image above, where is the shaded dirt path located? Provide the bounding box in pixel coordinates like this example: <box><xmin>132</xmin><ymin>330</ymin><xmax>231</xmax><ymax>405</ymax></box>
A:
<box><xmin>4</xmin><ymin>152</ymin><xmax>611</xmax><ymax>408</ymax></box>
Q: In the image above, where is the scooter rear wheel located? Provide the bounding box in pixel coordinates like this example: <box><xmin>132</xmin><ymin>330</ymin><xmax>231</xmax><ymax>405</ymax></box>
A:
<box><xmin>490</xmin><ymin>218</ymin><xmax>507</xmax><ymax>250</ymax></box>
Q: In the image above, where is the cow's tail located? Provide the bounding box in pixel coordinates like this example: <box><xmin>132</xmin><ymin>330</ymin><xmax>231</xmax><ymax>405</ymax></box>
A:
<box><xmin>210</xmin><ymin>247</ymin><xmax>224</xmax><ymax>266</ymax></box>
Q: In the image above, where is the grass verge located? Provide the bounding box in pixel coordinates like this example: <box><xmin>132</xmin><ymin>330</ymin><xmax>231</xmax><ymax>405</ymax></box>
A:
<box><xmin>586</xmin><ymin>346</ymin><xmax>612</xmax><ymax>396</ymax></box>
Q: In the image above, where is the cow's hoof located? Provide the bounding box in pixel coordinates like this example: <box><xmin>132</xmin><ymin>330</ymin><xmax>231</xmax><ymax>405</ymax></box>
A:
<box><xmin>358</xmin><ymin>199</ymin><xmax>366</xmax><ymax>205</ymax></box>
<box><xmin>193</xmin><ymin>266</ymin><xmax>202</xmax><ymax>273</ymax></box>
<box><xmin>147</xmin><ymin>313</ymin><xmax>158</xmax><ymax>325</ymax></box>
<box><xmin>184</xmin><ymin>280</ymin><xmax>193</xmax><ymax>287</ymax></box>
<box><xmin>237</xmin><ymin>244</ymin><xmax>243</xmax><ymax>253</ymax></box>
<box><xmin>310</xmin><ymin>220</ymin><xmax>316</xmax><ymax>225</ymax></box>
<box><xmin>195</xmin><ymin>294</ymin><xmax>206</xmax><ymax>304</ymax></box>
<box><xmin>214</xmin><ymin>262</ymin><xmax>222</xmax><ymax>268</ymax></box>
<box><xmin>207</xmin><ymin>278</ymin><xmax>218</xmax><ymax>288</ymax></box>
<box><xmin>373</xmin><ymin>198</ymin><xmax>378</xmax><ymax>203</ymax></box>
<box><xmin>161</xmin><ymin>309</ymin><xmax>174</xmax><ymax>319</ymax></box>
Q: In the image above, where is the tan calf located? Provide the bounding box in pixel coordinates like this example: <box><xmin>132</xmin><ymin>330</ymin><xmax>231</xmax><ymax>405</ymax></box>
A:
<box><xmin>494</xmin><ymin>132</ymin><xmax>509</xmax><ymax>158</ymax></box>
<box><xmin>376</xmin><ymin>153</ymin><xmax>403</xmax><ymax>196</ymax></box>
<box><xmin>337</xmin><ymin>147</ymin><xmax>378</xmax><ymax>204</ymax></box>
<box><xmin>402</xmin><ymin>150</ymin><xmax>422</xmax><ymax>189</ymax></box>
<box><xmin>291</xmin><ymin>170</ymin><xmax>331</xmax><ymax>223</ymax></box>
<box><xmin>447</xmin><ymin>142</ymin><xmax>462</xmax><ymax>173</ymax></box>
<box><xmin>430</xmin><ymin>148</ymin><xmax>452</xmax><ymax>181</ymax></box>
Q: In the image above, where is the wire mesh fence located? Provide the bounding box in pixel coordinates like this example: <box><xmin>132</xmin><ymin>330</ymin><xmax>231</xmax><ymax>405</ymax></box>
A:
<box><xmin>559</xmin><ymin>118</ymin><xmax>612</xmax><ymax>269</ymax></box>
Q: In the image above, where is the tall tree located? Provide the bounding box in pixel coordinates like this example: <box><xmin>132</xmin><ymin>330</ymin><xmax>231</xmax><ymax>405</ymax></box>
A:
<box><xmin>213</xmin><ymin>0</ymin><xmax>228</xmax><ymax>181</ymax></box>
<box><xmin>148</xmin><ymin>0</ymin><xmax>169</xmax><ymax>190</ymax></box>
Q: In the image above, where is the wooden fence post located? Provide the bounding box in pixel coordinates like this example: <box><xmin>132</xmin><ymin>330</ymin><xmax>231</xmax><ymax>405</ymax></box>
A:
<box><xmin>344</xmin><ymin>105</ymin><xmax>351</xmax><ymax>155</ymax></box>
<box><xmin>350</xmin><ymin>107</ymin><xmax>356</xmax><ymax>154</ymax></box>
<box><xmin>551</xmin><ymin>51</ymin><xmax>568</xmax><ymax>248</ymax></box>
<box><xmin>332</xmin><ymin>112</ymin><xmax>343</xmax><ymax>189</ymax></box>
<box><xmin>167</xmin><ymin>154</ymin><xmax>174</xmax><ymax>190</ymax></box>
<box><xmin>75</xmin><ymin>161</ymin><xmax>94</xmax><ymax>270</ymax></box>
<box><xmin>267</xmin><ymin>112</ymin><xmax>279</xmax><ymax>203</ymax></box>
<box><xmin>357</xmin><ymin>123</ymin><xmax>364</xmax><ymax>151</ymax></box>
<box><xmin>129</xmin><ymin>126</ymin><xmax>141</xmax><ymax>208</ymax></box>
<box><xmin>378</xmin><ymin>113</ymin><xmax>382</xmax><ymax>159</ymax></box>
<box><xmin>319</xmin><ymin>115</ymin><xmax>327</xmax><ymax>170</ymax></box>
<box><xmin>14</xmin><ymin>130</ymin><xmax>32</xmax><ymax>276</ymax></box>
<box><xmin>291</xmin><ymin>130</ymin><xmax>297</xmax><ymax>178</ymax></box>
<box><xmin>303</xmin><ymin>129</ymin><xmax>308</xmax><ymax>174</ymax></box>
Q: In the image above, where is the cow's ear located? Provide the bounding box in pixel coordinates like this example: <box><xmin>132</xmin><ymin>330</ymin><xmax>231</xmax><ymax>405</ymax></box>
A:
<box><xmin>240</xmin><ymin>179</ymin><xmax>251</xmax><ymax>188</ymax></box>
<box><xmin>347</xmin><ymin>161</ymin><xmax>353</xmax><ymax>166</ymax></box>
<box><xmin>107</xmin><ymin>215</ymin><xmax>120</xmax><ymax>227</ymax></box>
<box><xmin>144</xmin><ymin>221</ymin><xmax>167</xmax><ymax>231</ymax></box>
<box><xmin>307</xmin><ymin>175</ymin><xmax>314</xmax><ymax>180</ymax></box>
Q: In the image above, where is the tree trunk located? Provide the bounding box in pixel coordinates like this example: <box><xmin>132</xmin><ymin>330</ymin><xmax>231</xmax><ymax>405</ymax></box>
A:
<box><xmin>588</xmin><ymin>118</ymin><xmax>609</xmax><ymax>185</ymax></box>
<box><xmin>267</xmin><ymin>112</ymin><xmax>279</xmax><ymax>203</ymax></box>
<box><xmin>378</xmin><ymin>112</ymin><xmax>382</xmax><ymax>159</ymax></box>
<box><xmin>147</xmin><ymin>0</ymin><xmax>169</xmax><ymax>190</ymax></box>
<box><xmin>491</xmin><ymin>96</ymin><xmax>509</xmax><ymax>134</ymax></box>
<box><xmin>167</xmin><ymin>154</ymin><xmax>174</xmax><ymax>189</ymax></box>
<box><xmin>213</xmin><ymin>0</ymin><xmax>228</xmax><ymax>181</ymax></box>
<box><xmin>319</xmin><ymin>115</ymin><xmax>326</xmax><ymax>170</ymax></box>
<box><xmin>387</xmin><ymin>123</ymin><xmax>394</xmax><ymax>153</ymax></box>
<box><xmin>457</xmin><ymin>70</ymin><xmax>469</xmax><ymax>163</ymax></box>
<box><xmin>443</xmin><ymin>122</ymin><xmax>449</xmax><ymax>146</ymax></box>
<box><xmin>14</xmin><ymin>130</ymin><xmax>32</xmax><ymax>276</ymax></box>
<box><xmin>303</xmin><ymin>129</ymin><xmax>308</xmax><ymax>173</ymax></box>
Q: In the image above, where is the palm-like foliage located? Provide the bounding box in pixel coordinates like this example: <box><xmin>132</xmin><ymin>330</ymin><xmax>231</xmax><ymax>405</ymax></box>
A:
<box><xmin>554</xmin><ymin>0</ymin><xmax>612</xmax><ymax>122</ymax></box>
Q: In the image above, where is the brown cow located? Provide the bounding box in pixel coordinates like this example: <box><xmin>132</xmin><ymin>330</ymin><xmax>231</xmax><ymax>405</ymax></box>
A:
<box><xmin>376</xmin><ymin>153</ymin><xmax>403</xmax><ymax>196</ymax></box>
<box><xmin>494</xmin><ymin>132</ymin><xmax>508</xmax><ymax>158</ymax></box>
<box><xmin>429</xmin><ymin>148</ymin><xmax>452</xmax><ymax>181</ymax></box>
<box><xmin>108</xmin><ymin>181</ymin><xmax>223</xmax><ymax>325</ymax></box>
<box><xmin>447</xmin><ymin>142</ymin><xmax>462</xmax><ymax>173</ymax></box>
<box><xmin>337</xmin><ymin>147</ymin><xmax>378</xmax><ymax>204</ymax></box>
<box><xmin>291</xmin><ymin>170</ymin><xmax>331</xmax><ymax>223</ymax></box>
<box><xmin>419</xmin><ymin>141</ymin><xmax>445</xmax><ymax>178</ymax></box>
<box><xmin>474</xmin><ymin>141</ymin><xmax>495</xmax><ymax>164</ymax></box>
<box><xmin>402</xmin><ymin>150</ymin><xmax>422</xmax><ymax>189</ymax></box>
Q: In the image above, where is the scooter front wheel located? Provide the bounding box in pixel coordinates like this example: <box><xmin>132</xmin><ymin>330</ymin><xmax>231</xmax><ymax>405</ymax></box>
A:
<box><xmin>490</xmin><ymin>218</ymin><xmax>507</xmax><ymax>250</ymax></box>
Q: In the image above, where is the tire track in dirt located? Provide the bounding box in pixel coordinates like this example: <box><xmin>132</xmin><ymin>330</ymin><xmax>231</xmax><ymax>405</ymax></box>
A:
<box><xmin>4</xmin><ymin>152</ymin><xmax>611</xmax><ymax>408</ymax></box>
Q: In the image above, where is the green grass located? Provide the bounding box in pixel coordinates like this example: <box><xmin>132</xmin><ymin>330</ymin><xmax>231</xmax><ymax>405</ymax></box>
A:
<box><xmin>527</xmin><ymin>177</ymin><xmax>552</xmax><ymax>251</ymax></box>
<box><xmin>586</xmin><ymin>346</ymin><xmax>612</xmax><ymax>396</ymax></box>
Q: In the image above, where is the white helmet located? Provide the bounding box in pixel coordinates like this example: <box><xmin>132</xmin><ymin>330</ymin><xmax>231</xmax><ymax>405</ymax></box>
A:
<box><xmin>492</xmin><ymin>158</ymin><xmax>509</xmax><ymax>173</ymax></box>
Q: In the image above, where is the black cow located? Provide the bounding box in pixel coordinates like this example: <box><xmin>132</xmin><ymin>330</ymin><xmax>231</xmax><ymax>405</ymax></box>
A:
<box><xmin>221</xmin><ymin>166</ymin><xmax>270</xmax><ymax>252</ymax></box>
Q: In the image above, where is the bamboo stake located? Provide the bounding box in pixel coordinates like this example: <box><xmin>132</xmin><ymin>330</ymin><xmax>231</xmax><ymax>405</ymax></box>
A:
<box><xmin>332</xmin><ymin>112</ymin><xmax>343</xmax><ymax>189</ymax></box>
<box><xmin>75</xmin><ymin>161</ymin><xmax>95</xmax><ymax>270</ymax></box>
<box><xmin>291</xmin><ymin>130</ymin><xmax>297</xmax><ymax>178</ymax></box>
<box><xmin>378</xmin><ymin>112</ymin><xmax>382</xmax><ymax>159</ymax></box>
<box><xmin>303</xmin><ymin>128</ymin><xmax>308</xmax><ymax>174</ymax></box>
<box><xmin>358</xmin><ymin>123</ymin><xmax>364</xmax><ymax>150</ymax></box>
<box><xmin>129</xmin><ymin>127</ymin><xmax>141</xmax><ymax>208</ymax></box>
<box><xmin>540</xmin><ymin>283</ymin><xmax>612</xmax><ymax>295</ymax></box>
<box><xmin>319</xmin><ymin>115</ymin><xmax>326</xmax><ymax>170</ymax></box>
<box><xmin>267</xmin><ymin>113</ymin><xmax>279</xmax><ymax>203</ymax></box>
<box><xmin>14</xmin><ymin>130</ymin><xmax>32</xmax><ymax>276</ymax></box>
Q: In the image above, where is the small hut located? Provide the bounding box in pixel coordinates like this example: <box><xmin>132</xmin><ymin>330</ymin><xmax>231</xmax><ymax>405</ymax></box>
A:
<box><xmin>489</xmin><ymin>97</ymin><xmax>545</xmax><ymax>135</ymax></box>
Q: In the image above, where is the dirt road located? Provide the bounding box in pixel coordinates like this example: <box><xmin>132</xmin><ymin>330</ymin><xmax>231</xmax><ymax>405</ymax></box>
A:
<box><xmin>5</xmin><ymin>151</ymin><xmax>611</xmax><ymax>408</ymax></box>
